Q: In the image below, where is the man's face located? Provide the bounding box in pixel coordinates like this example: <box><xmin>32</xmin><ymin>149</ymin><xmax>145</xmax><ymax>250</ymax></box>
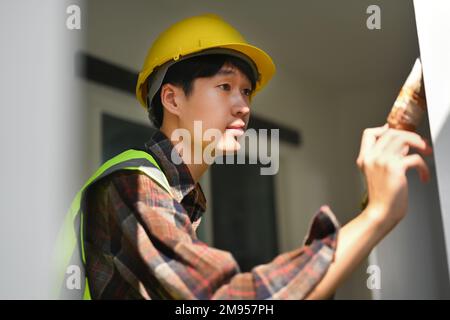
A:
<box><xmin>177</xmin><ymin>62</ymin><xmax>253</xmax><ymax>154</ymax></box>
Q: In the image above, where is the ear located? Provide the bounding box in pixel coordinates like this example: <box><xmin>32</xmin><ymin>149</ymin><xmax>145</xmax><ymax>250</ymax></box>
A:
<box><xmin>160</xmin><ymin>83</ymin><xmax>184</xmax><ymax>117</ymax></box>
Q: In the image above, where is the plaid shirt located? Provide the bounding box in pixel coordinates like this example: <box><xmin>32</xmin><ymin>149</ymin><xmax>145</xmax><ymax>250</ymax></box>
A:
<box><xmin>84</xmin><ymin>130</ymin><xmax>340</xmax><ymax>299</ymax></box>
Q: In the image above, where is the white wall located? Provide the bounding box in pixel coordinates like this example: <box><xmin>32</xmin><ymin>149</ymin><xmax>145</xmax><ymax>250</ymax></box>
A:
<box><xmin>415</xmin><ymin>0</ymin><xmax>450</xmax><ymax>283</ymax></box>
<box><xmin>414</xmin><ymin>0</ymin><xmax>450</xmax><ymax>296</ymax></box>
<box><xmin>0</xmin><ymin>0</ymin><xmax>86</xmax><ymax>299</ymax></box>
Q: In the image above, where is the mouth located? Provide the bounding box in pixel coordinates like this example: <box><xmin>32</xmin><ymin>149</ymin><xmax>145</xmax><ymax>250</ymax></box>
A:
<box><xmin>225</xmin><ymin>124</ymin><xmax>245</xmax><ymax>137</ymax></box>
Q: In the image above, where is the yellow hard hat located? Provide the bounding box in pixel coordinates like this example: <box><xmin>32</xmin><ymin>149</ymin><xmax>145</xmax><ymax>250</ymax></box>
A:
<box><xmin>136</xmin><ymin>14</ymin><xmax>276</xmax><ymax>109</ymax></box>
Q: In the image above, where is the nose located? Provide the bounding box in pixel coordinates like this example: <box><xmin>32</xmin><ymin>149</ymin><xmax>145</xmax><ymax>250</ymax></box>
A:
<box><xmin>231</xmin><ymin>93</ymin><xmax>250</xmax><ymax>118</ymax></box>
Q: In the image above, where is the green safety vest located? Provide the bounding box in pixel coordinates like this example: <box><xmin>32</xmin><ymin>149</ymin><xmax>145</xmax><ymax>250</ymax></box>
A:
<box><xmin>54</xmin><ymin>149</ymin><xmax>173</xmax><ymax>300</ymax></box>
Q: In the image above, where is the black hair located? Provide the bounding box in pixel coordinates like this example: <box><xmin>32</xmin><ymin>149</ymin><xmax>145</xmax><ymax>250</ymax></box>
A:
<box><xmin>147</xmin><ymin>54</ymin><xmax>258</xmax><ymax>128</ymax></box>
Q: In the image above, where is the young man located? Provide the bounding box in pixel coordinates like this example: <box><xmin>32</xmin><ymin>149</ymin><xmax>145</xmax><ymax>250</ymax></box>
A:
<box><xmin>64</xmin><ymin>14</ymin><xmax>432</xmax><ymax>299</ymax></box>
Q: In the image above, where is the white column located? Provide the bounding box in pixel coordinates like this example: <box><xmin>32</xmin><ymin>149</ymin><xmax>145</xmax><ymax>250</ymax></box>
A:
<box><xmin>414</xmin><ymin>0</ymin><xmax>450</xmax><ymax>284</ymax></box>
<box><xmin>0</xmin><ymin>0</ymin><xmax>86</xmax><ymax>299</ymax></box>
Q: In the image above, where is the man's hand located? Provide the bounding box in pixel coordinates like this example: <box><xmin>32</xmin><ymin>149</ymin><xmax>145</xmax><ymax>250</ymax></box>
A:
<box><xmin>356</xmin><ymin>123</ymin><xmax>433</xmax><ymax>228</ymax></box>
<box><xmin>307</xmin><ymin>124</ymin><xmax>433</xmax><ymax>299</ymax></box>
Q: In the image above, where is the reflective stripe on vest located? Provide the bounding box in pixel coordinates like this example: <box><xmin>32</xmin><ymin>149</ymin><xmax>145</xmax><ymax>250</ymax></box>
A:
<box><xmin>53</xmin><ymin>149</ymin><xmax>172</xmax><ymax>299</ymax></box>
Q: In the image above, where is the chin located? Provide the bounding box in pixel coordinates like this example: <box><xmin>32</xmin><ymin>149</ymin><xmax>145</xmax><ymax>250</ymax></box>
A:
<box><xmin>216</xmin><ymin>137</ymin><xmax>241</xmax><ymax>154</ymax></box>
<box><xmin>224</xmin><ymin>144</ymin><xmax>241</xmax><ymax>153</ymax></box>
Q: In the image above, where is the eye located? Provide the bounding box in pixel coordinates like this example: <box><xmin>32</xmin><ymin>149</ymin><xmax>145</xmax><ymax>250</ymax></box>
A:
<box><xmin>218</xmin><ymin>83</ymin><xmax>231</xmax><ymax>91</ymax></box>
<box><xmin>242</xmin><ymin>88</ymin><xmax>253</xmax><ymax>97</ymax></box>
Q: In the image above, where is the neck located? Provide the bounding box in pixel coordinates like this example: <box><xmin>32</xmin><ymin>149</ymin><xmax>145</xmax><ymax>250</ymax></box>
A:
<box><xmin>184</xmin><ymin>161</ymin><xmax>209</xmax><ymax>184</ymax></box>
<box><xmin>160</xmin><ymin>124</ymin><xmax>209</xmax><ymax>183</ymax></box>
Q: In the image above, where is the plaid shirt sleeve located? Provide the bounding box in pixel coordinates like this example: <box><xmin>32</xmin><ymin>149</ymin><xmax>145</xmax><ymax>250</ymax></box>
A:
<box><xmin>85</xmin><ymin>170</ymin><xmax>340</xmax><ymax>300</ymax></box>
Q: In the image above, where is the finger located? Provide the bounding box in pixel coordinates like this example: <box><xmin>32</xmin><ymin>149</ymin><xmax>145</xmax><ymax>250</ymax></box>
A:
<box><xmin>400</xmin><ymin>145</ymin><xmax>410</xmax><ymax>157</ymax></box>
<box><xmin>422</xmin><ymin>137</ymin><xmax>433</xmax><ymax>155</ymax></box>
<box><xmin>402</xmin><ymin>154</ymin><xmax>431</xmax><ymax>183</ymax></box>
<box><xmin>376</xmin><ymin>129</ymin><xmax>433</xmax><ymax>156</ymax></box>
<box><xmin>356</xmin><ymin>123</ymin><xmax>389</xmax><ymax>167</ymax></box>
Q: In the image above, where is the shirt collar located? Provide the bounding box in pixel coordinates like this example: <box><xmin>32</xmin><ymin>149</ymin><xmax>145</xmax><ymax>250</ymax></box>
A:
<box><xmin>143</xmin><ymin>130</ymin><xmax>207</xmax><ymax>217</ymax></box>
